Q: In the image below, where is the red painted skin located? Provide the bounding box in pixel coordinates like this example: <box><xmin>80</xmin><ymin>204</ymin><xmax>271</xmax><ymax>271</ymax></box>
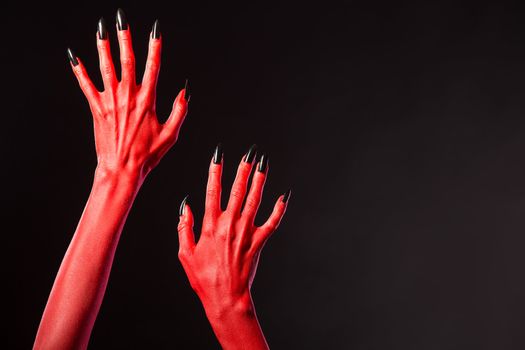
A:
<box><xmin>178</xmin><ymin>152</ymin><xmax>289</xmax><ymax>350</ymax></box>
<box><xmin>33</xmin><ymin>20</ymin><xmax>188</xmax><ymax>349</ymax></box>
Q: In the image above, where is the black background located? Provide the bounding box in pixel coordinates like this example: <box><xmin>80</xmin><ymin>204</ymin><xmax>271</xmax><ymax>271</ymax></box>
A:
<box><xmin>5</xmin><ymin>0</ymin><xmax>525</xmax><ymax>349</ymax></box>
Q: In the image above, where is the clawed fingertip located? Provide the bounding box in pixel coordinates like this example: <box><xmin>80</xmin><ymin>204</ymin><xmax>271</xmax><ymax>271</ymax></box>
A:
<box><xmin>116</xmin><ymin>8</ymin><xmax>128</xmax><ymax>31</ymax></box>
<box><xmin>282</xmin><ymin>189</ymin><xmax>291</xmax><ymax>203</ymax></box>
<box><xmin>97</xmin><ymin>17</ymin><xmax>108</xmax><ymax>40</ymax></box>
<box><xmin>213</xmin><ymin>143</ymin><xmax>223</xmax><ymax>164</ymax></box>
<box><xmin>243</xmin><ymin>144</ymin><xmax>257</xmax><ymax>164</ymax></box>
<box><xmin>257</xmin><ymin>154</ymin><xmax>268</xmax><ymax>173</ymax></box>
<box><xmin>179</xmin><ymin>195</ymin><xmax>189</xmax><ymax>216</ymax></box>
<box><xmin>67</xmin><ymin>48</ymin><xmax>79</xmax><ymax>66</ymax></box>
<box><xmin>184</xmin><ymin>79</ymin><xmax>191</xmax><ymax>102</ymax></box>
<box><xmin>151</xmin><ymin>19</ymin><xmax>160</xmax><ymax>39</ymax></box>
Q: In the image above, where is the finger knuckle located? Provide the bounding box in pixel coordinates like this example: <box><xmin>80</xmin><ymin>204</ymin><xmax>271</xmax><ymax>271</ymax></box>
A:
<box><xmin>244</xmin><ymin>197</ymin><xmax>259</xmax><ymax>211</ymax></box>
<box><xmin>202</xmin><ymin>222</ymin><xmax>215</xmax><ymax>235</ymax></box>
<box><xmin>150</xmin><ymin>40</ymin><xmax>161</xmax><ymax>48</ymax></box>
<box><xmin>120</xmin><ymin>34</ymin><xmax>131</xmax><ymax>42</ymax></box>
<box><xmin>206</xmin><ymin>187</ymin><xmax>219</xmax><ymax>198</ymax></box>
<box><xmin>102</xmin><ymin>65</ymin><xmax>113</xmax><ymax>78</ymax></box>
<box><xmin>209</xmin><ymin>167</ymin><xmax>221</xmax><ymax>175</ymax></box>
<box><xmin>102</xmin><ymin>102</ymin><xmax>115</xmax><ymax>115</ymax></box>
<box><xmin>147</xmin><ymin>61</ymin><xmax>160</xmax><ymax>73</ymax></box>
<box><xmin>240</xmin><ymin>162</ymin><xmax>251</xmax><ymax>172</ymax></box>
<box><xmin>121</xmin><ymin>57</ymin><xmax>135</xmax><ymax>68</ymax></box>
<box><xmin>217</xmin><ymin>231</ymin><xmax>228</xmax><ymax>242</ymax></box>
<box><xmin>230</xmin><ymin>188</ymin><xmax>244</xmax><ymax>200</ymax></box>
<box><xmin>118</xmin><ymin>98</ymin><xmax>136</xmax><ymax>111</ymax></box>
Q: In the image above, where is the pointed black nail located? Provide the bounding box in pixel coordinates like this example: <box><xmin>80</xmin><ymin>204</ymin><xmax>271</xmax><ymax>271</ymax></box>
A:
<box><xmin>184</xmin><ymin>79</ymin><xmax>191</xmax><ymax>102</ymax></box>
<box><xmin>244</xmin><ymin>144</ymin><xmax>257</xmax><ymax>163</ymax></box>
<box><xmin>258</xmin><ymin>154</ymin><xmax>268</xmax><ymax>172</ymax></box>
<box><xmin>67</xmin><ymin>48</ymin><xmax>79</xmax><ymax>66</ymax></box>
<box><xmin>213</xmin><ymin>143</ymin><xmax>223</xmax><ymax>164</ymax></box>
<box><xmin>116</xmin><ymin>8</ymin><xmax>128</xmax><ymax>31</ymax></box>
<box><xmin>179</xmin><ymin>195</ymin><xmax>189</xmax><ymax>216</ymax></box>
<box><xmin>97</xmin><ymin>17</ymin><xmax>108</xmax><ymax>40</ymax></box>
<box><xmin>151</xmin><ymin>19</ymin><xmax>160</xmax><ymax>39</ymax></box>
<box><xmin>282</xmin><ymin>189</ymin><xmax>291</xmax><ymax>203</ymax></box>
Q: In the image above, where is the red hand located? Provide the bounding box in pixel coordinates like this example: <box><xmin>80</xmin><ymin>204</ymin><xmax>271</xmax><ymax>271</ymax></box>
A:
<box><xmin>34</xmin><ymin>10</ymin><xmax>188</xmax><ymax>349</ymax></box>
<box><xmin>69</xmin><ymin>16</ymin><xmax>187</xmax><ymax>178</ymax></box>
<box><xmin>177</xmin><ymin>144</ymin><xmax>290</xmax><ymax>350</ymax></box>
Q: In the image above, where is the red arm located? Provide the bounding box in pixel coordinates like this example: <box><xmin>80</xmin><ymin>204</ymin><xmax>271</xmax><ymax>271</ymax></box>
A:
<box><xmin>34</xmin><ymin>10</ymin><xmax>188</xmax><ymax>349</ymax></box>
<box><xmin>177</xmin><ymin>144</ymin><xmax>290</xmax><ymax>350</ymax></box>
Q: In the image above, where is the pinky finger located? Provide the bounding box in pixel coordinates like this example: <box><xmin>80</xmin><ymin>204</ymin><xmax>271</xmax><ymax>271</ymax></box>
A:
<box><xmin>68</xmin><ymin>48</ymin><xmax>100</xmax><ymax>110</ymax></box>
<box><xmin>254</xmin><ymin>189</ymin><xmax>291</xmax><ymax>246</ymax></box>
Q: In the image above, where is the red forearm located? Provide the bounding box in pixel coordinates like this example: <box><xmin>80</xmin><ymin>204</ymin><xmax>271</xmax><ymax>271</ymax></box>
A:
<box><xmin>34</xmin><ymin>166</ymin><xmax>142</xmax><ymax>349</ymax></box>
<box><xmin>35</xmin><ymin>9</ymin><xmax>188</xmax><ymax>348</ymax></box>
<box><xmin>203</xmin><ymin>293</ymin><xmax>269</xmax><ymax>350</ymax></box>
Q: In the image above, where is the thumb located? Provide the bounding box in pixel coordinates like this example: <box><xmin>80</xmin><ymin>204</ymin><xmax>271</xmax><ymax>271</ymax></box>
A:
<box><xmin>161</xmin><ymin>83</ymin><xmax>189</xmax><ymax>146</ymax></box>
<box><xmin>177</xmin><ymin>195</ymin><xmax>195</xmax><ymax>257</ymax></box>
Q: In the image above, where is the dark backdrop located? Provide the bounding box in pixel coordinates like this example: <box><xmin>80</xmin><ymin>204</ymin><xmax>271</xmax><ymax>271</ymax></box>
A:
<box><xmin>5</xmin><ymin>0</ymin><xmax>525</xmax><ymax>349</ymax></box>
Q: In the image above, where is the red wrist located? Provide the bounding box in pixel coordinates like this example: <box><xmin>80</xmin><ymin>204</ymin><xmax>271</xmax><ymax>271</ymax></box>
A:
<box><xmin>202</xmin><ymin>292</ymin><xmax>269</xmax><ymax>350</ymax></box>
<box><xmin>202</xmin><ymin>291</ymin><xmax>255</xmax><ymax>324</ymax></box>
<box><xmin>94</xmin><ymin>164</ymin><xmax>144</xmax><ymax>187</ymax></box>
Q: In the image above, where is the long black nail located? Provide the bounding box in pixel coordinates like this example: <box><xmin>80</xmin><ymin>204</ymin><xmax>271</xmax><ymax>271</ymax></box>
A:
<box><xmin>244</xmin><ymin>144</ymin><xmax>257</xmax><ymax>163</ymax></box>
<box><xmin>282</xmin><ymin>189</ymin><xmax>291</xmax><ymax>203</ymax></box>
<box><xmin>184</xmin><ymin>79</ymin><xmax>191</xmax><ymax>102</ymax></box>
<box><xmin>213</xmin><ymin>143</ymin><xmax>223</xmax><ymax>164</ymax></box>
<box><xmin>258</xmin><ymin>154</ymin><xmax>268</xmax><ymax>172</ymax></box>
<box><xmin>179</xmin><ymin>195</ymin><xmax>189</xmax><ymax>216</ymax></box>
<box><xmin>67</xmin><ymin>48</ymin><xmax>79</xmax><ymax>66</ymax></box>
<box><xmin>151</xmin><ymin>19</ymin><xmax>160</xmax><ymax>39</ymax></box>
<box><xmin>116</xmin><ymin>8</ymin><xmax>128</xmax><ymax>31</ymax></box>
<box><xmin>97</xmin><ymin>17</ymin><xmax>108</xmax><ymax>40</ymax></box>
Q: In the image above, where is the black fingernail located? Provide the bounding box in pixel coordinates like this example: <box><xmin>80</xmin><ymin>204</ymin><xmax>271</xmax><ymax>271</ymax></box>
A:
<box><xmin>97</xmin><ymin>17</ymin><xmax>108</xmax><ymax>40</ymax></box>
<box><xmin>151</xmin><ymin>19</ymin><xmax>160</xmax><ymax>39</ymax></box>
<box><xmin>179</xmin><ymin>195</ymin><xmax>189</xmax><ymax>216</ymax></box>
<box><xmin>282</xmin><ymin>189</ymin><xmax>291</xmax><ymax>203</ymax></box>
<box><xmin>67</xmin><ymin>48</ymin><xmax>79</xmax><ymax>66</ymax></box>
<box><xmin>116</xmin><ymin>8</ymin><xmax>128</xmax><ymax>31</ymax></box>
<box><xmin>184</xmin><ymin>79</ymin><xmax>191</xmax><ymax>102</ymax></box>
<box><xmin>258</xmin><ymin>154</ymin><xmax>268</xmax><ymax>172</ymax></box>
<box><xmin>213</xmin><ymin>143</ymin><xmax>223</xmax><ymax>164</ymax></box>
<box><xmin>244</xmin><ymin>144</ymin><xmax>257</xmax><ymax>163</ymax></box>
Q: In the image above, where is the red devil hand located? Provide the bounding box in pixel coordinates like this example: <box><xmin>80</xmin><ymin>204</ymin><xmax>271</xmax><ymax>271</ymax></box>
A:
<box><xmin>68</xmin><ymin>13</ymin><xmax>188</xmax><ymax>178</ymax></box>
<box><xmin>34</xmin><ymin>10</ymin><xmax>188</xmax><ymax>349</ymax></box>
<box><xmin>177</xmin><ymin>144</ymin><xmax>290</xmax><ymax>350</ymax></box>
